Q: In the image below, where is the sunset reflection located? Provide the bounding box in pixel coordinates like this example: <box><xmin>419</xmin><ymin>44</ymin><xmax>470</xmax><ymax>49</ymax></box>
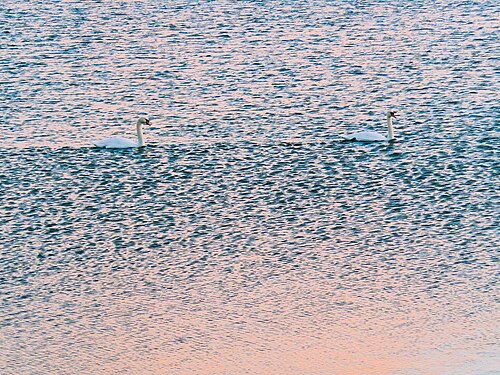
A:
<box><xmin>1</xmin><ymin>0</ymin><xmax>498</xmax><ymax>374</ymax></box>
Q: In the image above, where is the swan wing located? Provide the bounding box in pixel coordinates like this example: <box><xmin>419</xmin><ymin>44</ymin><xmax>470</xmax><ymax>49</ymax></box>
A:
<box><xmin>342</xmin><ymin>131</ymin><xmax>386</xmax><ymax>142</ymax></box>
<box><xmin>94</xmin><ymin>136</ymin><xmax>138</xmax><ymax>148</ymax></box>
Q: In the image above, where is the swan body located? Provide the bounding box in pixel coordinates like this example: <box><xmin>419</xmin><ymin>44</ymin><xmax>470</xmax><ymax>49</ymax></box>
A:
<box><xmin>94</xmin><ymin>117</ymin><xmax>150</xmax><ymax>148</ymax></box>
<box><xmin>342</xmin><ymin>131</ymin><xmax>387</xmax><ymax>142</ymax></box>
<box><xmin>342</xmin><ymin>111</ymin><xmax>397</xmax><ymax>142</ymax></box>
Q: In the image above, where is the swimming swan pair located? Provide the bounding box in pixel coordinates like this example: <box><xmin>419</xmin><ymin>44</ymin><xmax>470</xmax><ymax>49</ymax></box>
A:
<box><xmin>93</xmin><ymin>111</ymin><xmax>397</xmax><ymax>148</ymax></box>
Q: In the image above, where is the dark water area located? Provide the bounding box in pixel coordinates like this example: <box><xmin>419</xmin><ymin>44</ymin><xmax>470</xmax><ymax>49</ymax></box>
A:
<box><xmin>1</xmin><ymin>0</ymin><xmax>499</xmax><ymax>374</ymax></box>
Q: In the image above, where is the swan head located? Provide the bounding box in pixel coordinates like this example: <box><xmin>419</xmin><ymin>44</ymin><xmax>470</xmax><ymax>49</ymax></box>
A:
<box><xmin>387</xmin><ymin>111</ymin><xmax>397</xmax><ymax>119</ymax></box>
<box><xmin>137</xmin><ymin>117</ymin><xmax>151</xmax><ymax>126</ymax></box>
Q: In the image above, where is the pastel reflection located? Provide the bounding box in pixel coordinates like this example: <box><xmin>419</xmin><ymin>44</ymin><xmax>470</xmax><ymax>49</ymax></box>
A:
<box><xmin>1</xmin><ymin>0</ymin><xmax>498</xmax><ymax>374</ymax></box>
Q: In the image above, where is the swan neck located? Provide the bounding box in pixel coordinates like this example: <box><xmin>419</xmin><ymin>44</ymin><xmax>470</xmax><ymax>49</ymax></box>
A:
<box><xmin>387</xmin><ymin>116</ymin><xmax>394</xmax><ymax>141</ymax></box>
<box><xmin>137</xmin><ymin>124</ymin><xmax>144</xmax><ymax>147</ymax></box>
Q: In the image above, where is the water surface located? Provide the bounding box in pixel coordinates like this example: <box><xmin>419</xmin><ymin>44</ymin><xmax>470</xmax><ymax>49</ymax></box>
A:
<box><xmin>1</xmin><ymin>0</ymin><xmax>499</xmax><ymax>374</ymax></box>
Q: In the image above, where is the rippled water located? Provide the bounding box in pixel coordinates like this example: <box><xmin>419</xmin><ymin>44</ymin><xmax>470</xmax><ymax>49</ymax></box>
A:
<box><xmin>1</xmin><ymin>0</ymin><xmax>499</xmax><ymax>374</ymax></box>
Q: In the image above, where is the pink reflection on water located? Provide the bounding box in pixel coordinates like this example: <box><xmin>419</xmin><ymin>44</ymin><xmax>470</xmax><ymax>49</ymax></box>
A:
<box><xmin>76</xmin><ymin>308</ymin><xmax>500</xmax><ymax>374</ymax></box>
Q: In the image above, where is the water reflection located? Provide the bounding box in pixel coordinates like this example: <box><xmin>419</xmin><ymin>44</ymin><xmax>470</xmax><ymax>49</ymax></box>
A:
<box><xmin>1</xmin><ymin>0</ymin><xmax>499</xmax><ymax>374</ymax></box>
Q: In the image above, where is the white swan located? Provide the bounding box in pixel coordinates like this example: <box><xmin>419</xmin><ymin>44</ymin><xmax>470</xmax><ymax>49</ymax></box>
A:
<box><xmin>342</xmin><ymin>111</ymin><xmax>397</xmax><ymax>142</ymax></box>
<box><xmin>94</xmin><ymin>117</ymin><xmax>151</xmax><ymax>148</ymax></box>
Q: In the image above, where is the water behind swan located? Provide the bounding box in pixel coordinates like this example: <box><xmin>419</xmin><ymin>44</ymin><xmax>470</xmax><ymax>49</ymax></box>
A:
<box><xmin>1</xmin><ymin>0</ymin><xmax>498</xmax><ymax>374</ymax></box>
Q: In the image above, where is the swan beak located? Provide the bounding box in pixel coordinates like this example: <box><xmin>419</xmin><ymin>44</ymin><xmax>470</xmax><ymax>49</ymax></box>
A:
<box><xmin>391</xmin><ymin>113</ymin><xmax>397</xmax><ymax>119</ymax></box>
<box><xmin>146</xmin><ymin>119</ymin><xmax>151</xmax><ymax>125</ymax></box>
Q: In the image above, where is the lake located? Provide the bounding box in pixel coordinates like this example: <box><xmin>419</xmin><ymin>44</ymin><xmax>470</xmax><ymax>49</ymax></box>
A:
<box><xmin>0</xmin><ymin>0</ymin><xmax>498</xmax><ymax>374</ymax></box>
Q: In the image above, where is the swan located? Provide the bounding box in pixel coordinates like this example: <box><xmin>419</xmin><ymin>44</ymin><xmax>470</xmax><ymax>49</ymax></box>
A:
<box><xmin>94</xmin><ymin>117</ymin><xmax>151</xmax><ymax>148</ymax></box>
<box><xmin>342</xmin><ymin>111</ymin><xmax>397</xmax><ymax>142</ymax></box>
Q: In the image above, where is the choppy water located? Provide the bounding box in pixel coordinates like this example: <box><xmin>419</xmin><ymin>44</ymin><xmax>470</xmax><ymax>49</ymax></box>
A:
<box><xmin>1</xmin><ymin>0</ymin><xmax>499</xmax><ymax>374</ymax></box>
